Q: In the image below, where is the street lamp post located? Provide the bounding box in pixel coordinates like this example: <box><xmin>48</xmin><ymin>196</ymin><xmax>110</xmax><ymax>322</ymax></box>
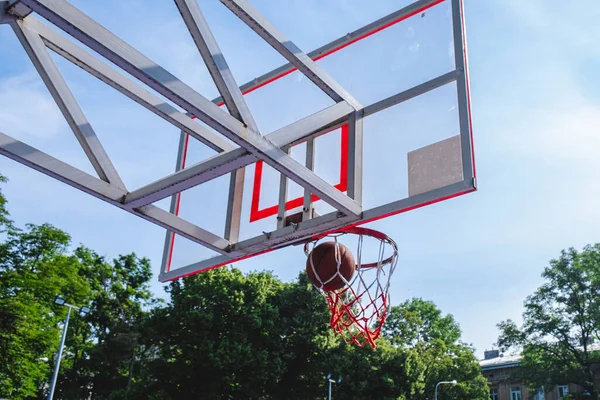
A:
<box><xmin>327</xmin><ymin>374</ymin><xmax>342</xmax><ymax>400</ymax></box>
<box><xmin>47</xmin><ymin>296</ymin><xmax>90</xmax><ymax>400</ymax></box>
<box><xmin>434</xmin><ymin>380</ymin><xmax>457</xmax><ymax>400</ymax></box>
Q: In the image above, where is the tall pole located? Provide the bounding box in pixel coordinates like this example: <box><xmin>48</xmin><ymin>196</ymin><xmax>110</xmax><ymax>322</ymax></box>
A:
<box><xmin>47</xmin><ymin>306</ymin><xmax>71</xmax><ymax>400</ymax></box>
<box><xmin>326</xmin><ymin>375</ymin><xmax>340</xmax><ymax>399</ymax></box>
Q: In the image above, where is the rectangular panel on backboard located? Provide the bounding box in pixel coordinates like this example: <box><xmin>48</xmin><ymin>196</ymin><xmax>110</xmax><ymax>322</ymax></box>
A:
<box><xmin>408</xmin><ymin>135</ymin><xmax>463</xmax><ymax>197</ymax></box>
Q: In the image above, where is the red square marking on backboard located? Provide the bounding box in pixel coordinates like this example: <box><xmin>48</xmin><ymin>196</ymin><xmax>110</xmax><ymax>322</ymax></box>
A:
<box><xmin>249</xmin><ymin>124</ymin><xmax>349</xmax><ymax>222</ymax></box>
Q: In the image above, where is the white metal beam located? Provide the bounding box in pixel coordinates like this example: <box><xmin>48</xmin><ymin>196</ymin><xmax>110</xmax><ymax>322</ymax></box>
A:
<box><xmin>276</xmin><ymin>147</ymin><xmax>290</xmax><ymax>230</ymax></box>
<box><xmin>346</xmin><ymin>111</ymin><xmax>363</xmax><ymax>204</ymax></box>
<box><xmin>0</xmin><ymin>131</ymin><xmax>125</xmax><ymax>202</ymax></box>
<box><xmin>136</xmin><ymin>205</ymin><xmax>232</xmax><ymax>255</ymax></box>
<box><xmin>174</xmin><ymin>0</ymin><xmax>257</xmax><ymax>128</ymax></box>
<box><xmin>0</xmin><ymin>1</ymin><xmax>14</xmax><ymax>24</ymax></box>
<box><xmin>125</xmin><ymin>147</ymin><xmax>248</xmax><ymax>208</ymax></box>
<box><xmin>363</xmin><ymin>71</ymin><xmax>458</xmax><ymax>117</ymax></box>
<box><xmin>160</xmin><ymin>211</ymin><xmax>359</xmax><ymax>281</ymax></box>
<box><xmin>302</xmin><ymin>137</ymin><xmax>315</xmax><ymax>222</ymax></box>
<box><xmin>160</xmin><ymin>131</ymin><xmax>188</xmax><ymax>276</ymax></box>
<box><xmin>13</xmin><ymin>21</ymin><xmax>126</xmax><ymax>189</ymax></box>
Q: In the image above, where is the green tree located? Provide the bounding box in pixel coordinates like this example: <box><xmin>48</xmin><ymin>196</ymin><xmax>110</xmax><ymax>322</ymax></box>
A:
<box><xmin>132</xmin><ymin>267</ymin><xmax>290</xmax><ymax>399</ymax></box>
<box><xmin>383</xmin><ymin>298</ymin><xmax>461</xmax><ymax>347</ymax></box>
<box><xmin>0</xmin><ymin>175</ymin><xmax>12</xmax><ymax>232</ymax></box>
<box><xmin>0</xmin><ymin>168</ymin><xmax>488</xmax><ymax>400</ymax></box>
<box><xmin>0</xmin><ymin>176</ymin><xmax>157</xmax><ymax>399</ymax></box>
<box><xmin>266</xmin><ymin>273</ymin><xmax>342</xmax><ymax>399</ymax></box>
<box><xmin>0</xmin><ymin>223</ymin><xmax>93</xmax><ymax>399</ymax></box>
<box><xmin>54</xmin><ymin>250</ymin><xmax>155</xmax><ymax>400</ymax></box>
<box><xmin>379</xmin><ymin>298</ymin><xmax>489</xmax><ymax>400</ymax></box>
<box><xmin>497</xmin><ymin>245</ymin><xmax>600</xmax><ymax>399</ymax></box>
<box><xmin>329</xmin><ymin>339</ymin><xmax>410</xmax><ymax>400</ymax></box>
<box><xmin>129</xmin><ymin>271</ymin><xmax>488</xmax><ymax>400</ymax></box>
<box><xmin>131</xmin><ymin>269</ymin><xmax>359</xmax><ymax>400</ymax></box>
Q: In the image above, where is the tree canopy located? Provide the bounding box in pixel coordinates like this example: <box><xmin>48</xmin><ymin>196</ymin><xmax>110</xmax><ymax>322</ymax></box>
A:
<box><xmin>497</xmin><ymin>245</ymin><xmax>600</xmax><ymax>398</ymax></box>
<box><xmin>0</xmin><ymin>175</ymin><xmax>488</xmax><ymax>399</ymax></box>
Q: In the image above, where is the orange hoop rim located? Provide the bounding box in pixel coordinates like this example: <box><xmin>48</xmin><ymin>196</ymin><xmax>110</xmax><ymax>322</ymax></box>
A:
<box><xmin>304</xmin><ymin>227</ymin><xmax>398</xmax><ymax>269</ymax></box>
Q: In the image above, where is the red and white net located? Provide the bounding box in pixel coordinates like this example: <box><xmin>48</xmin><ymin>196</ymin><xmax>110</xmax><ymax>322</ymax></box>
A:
<box><xmin>305</xmin><ymin>227</ymin><xmax>398</xmax><ymax>348</ymax></box>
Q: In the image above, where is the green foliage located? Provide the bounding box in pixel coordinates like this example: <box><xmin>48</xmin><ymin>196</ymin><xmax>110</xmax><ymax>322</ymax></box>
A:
<box><xmin>0</xmin><ymin>175</ymin><xmax>12</xmax><ymax>232</ymax></box>
<box><xmin>55</xmin><ymin>250</ymin><xmax>155</xmax><ymax>400</ymax></box>
<box><xmin>128</xmin><ymin>285</ymin><xmax>489</xmax><ymax>400</ymax></box>
<box><xmin>129</xmin><ymin>268</ymin><xmax>333</xmax><ymax>399</ymax></box>
<box><xmin>0</xmin><ymin>175</ymin><xmax>489</xmax><ymax>399</ymax></box>
<box><xmin>0</xmin><ymin>222</ymin><xmax>90</xmax><ymax>398</ymax></box>
<box><xmin>383</xmin><ymin>298</ymin><xmax>461</xmax><ymax>347</ymax></box>
<box><xmin>0</xmin><ymin>175</ymin><xmax>157</xmax><ymax>399</ymax></box>
<box><xmin>377</xmin><ymin>299</ymin><xmax>489</xmax><ymax>400</ymax></box>
<box><xmin>497</xmin><ymin>245</ymin><xmax>600</xmax><ymax>398</ymax></box>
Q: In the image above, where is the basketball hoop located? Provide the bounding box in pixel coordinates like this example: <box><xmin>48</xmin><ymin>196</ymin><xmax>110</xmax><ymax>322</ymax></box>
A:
<box><xmin>304</xmin><ymin>227</ymin><xmax>398</xmax><ymax>348</ymax></box>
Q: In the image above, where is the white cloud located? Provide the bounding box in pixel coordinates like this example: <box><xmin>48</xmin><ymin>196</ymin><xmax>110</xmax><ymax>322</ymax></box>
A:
<box><xmin>0</xmin><ymin>72</ymin><xmax>65</xmax><ymax>139</ymax></box>
<box><xmin>516</xmin><ymin>104</ymin><xmax>600</xmax><ymax>164</ymax></box>
<box><xmin>501</xmin><ymin>0</ymin><xmax>600</xmax><ymax>57</ymax></box>
<box><xmin>474</xmin><ymin>2</ymin><xmax>600</xmax><ymax>170</ymax></box>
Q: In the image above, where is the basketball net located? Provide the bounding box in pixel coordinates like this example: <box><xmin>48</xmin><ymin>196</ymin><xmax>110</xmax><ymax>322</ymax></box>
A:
<box><xmin>305</xmin><ymin>227</ymin><xmax>398</xmax><ymax>348</ymax></box>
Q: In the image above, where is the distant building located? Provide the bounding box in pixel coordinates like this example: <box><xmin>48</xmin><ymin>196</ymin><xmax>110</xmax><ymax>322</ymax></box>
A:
<box><xmin>479</xmin><ymin>348</ymin><xmax>599</xmax><ymax>400</ymax></box>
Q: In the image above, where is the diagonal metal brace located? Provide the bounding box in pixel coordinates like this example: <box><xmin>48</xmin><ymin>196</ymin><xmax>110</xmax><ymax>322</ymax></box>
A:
<box><xmin>219</xmin><ymin>0</ymin><xmax>362</xmax><ymax>111</ymax></box>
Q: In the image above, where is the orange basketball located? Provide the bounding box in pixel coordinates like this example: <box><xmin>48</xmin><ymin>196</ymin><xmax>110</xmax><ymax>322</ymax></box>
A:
<box><xmin>306</xmin><ymin>241</ymin><xmax>356</xmax><ymax>291</ymax></box>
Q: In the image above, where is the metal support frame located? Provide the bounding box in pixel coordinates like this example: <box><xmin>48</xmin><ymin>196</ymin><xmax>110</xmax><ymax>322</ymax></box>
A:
<box><xmin>160</xmin><ymin>131</ymin><xmax>188</xmax><ymax>275</ymax></box>
<box><xmin>18</xmin><ymin>0</ymin><xmax>362</xmax><ymax>218</ymax></box>
<box><xmin>346</xmin><ymin>111</ymin><xmax>363</xmax><ymax>204</ymax></box>
<box><xmin>0</xmin><ymin>0</ymin><xmax>476</xmax><ymax>282</ymax></box>
<box><xmin>0</xmin><ymin>131</ymin><xmax>232</xmax><ymax>254</ymax></box>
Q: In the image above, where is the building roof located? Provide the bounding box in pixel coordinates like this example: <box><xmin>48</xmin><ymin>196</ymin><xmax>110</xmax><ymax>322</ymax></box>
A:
<box><xmin>479</xmin><ymin>353</ymin><xmax>521</xmax><ymax>371</ymax></box>
<box><xmin>479</xmin><ymin>343</ymin><xmax>600</xmax><ymax>371</ymax></box>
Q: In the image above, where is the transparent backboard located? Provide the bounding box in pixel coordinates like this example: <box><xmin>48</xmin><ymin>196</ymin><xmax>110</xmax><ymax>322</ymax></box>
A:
<box><xmin>164</xmin><ymin>0</ymin><xmax>475</xmax><ymax>280</ymax></box>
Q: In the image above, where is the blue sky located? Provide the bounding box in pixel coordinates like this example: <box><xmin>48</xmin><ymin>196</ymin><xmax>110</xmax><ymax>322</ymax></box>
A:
<box><xmin>1</xmin><ymin>0</ymin><xmax>600</xmax><ymax>359</ymax></box>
